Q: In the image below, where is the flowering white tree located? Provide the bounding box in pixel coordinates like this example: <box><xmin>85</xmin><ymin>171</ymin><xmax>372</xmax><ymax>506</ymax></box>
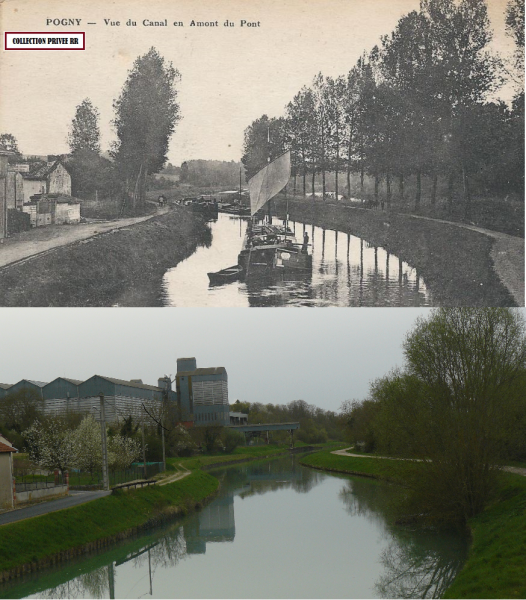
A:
<box><xmin>108</xmin><ymin>433</ymin><xmax>142</xmax><ymax>471</ymax></box>
<box><xmin>73</xmin><ymin>414</ymin><xmax>103</xmax><ymax>479</ymax></box>
<box><xmin>23</xmin><ymin>418</ymin><xmax>77</xmax><ymax>474</ymax></box>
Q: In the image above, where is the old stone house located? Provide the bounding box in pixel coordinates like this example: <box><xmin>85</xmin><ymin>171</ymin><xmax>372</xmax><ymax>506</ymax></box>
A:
<box><xmin>6</xmin><ymin>170</ymin><xmax>24</xmax><ymax>209</ymax></box>
<box><xmin>21</xmin><ymin>160</ymin><xmax>71</xmax><ymax>200</ymax></box>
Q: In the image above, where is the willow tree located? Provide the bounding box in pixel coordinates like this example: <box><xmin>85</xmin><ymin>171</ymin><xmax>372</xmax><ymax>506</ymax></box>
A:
<box><xmin>375</xmin><ymin>308</ymin><xmax>526</xmax><ymax>526</ymax></box>
<box><xmin>112</xmin><ymin>48</ymin><xmax>181</xmax><ymax>212</ymax></box>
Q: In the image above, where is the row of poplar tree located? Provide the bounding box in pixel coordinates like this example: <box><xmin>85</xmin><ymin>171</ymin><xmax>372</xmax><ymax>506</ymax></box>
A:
<box><xmin>242</xmin><ymin>0</ymin><xmax>524</xmax><ymax>215</ymax></box>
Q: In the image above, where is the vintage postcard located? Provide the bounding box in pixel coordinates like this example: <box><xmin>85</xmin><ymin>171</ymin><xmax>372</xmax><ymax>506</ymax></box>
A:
<box><xmin>0</xmin><ymin>0</ymin><xmax>523</xmax><ymax>307</ymax></box>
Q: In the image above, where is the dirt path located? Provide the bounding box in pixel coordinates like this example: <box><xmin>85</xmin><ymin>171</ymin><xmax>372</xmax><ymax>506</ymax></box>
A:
<box><xmin>407</xmin><ymin>214</ymin><xmax>524</xmax><ymax>306</ymax></box>
<box><xmin>331</xmin><ymin>447</ymin><xmax>526</xmax><ymax>476</ymax></box>
<box><xmin>158</xmin><ymin>464</ymin><xmax>191</xmax><ymax>486</ymax></box>
<box><xmin>0</xmin><ymin>207</ymin><xmax>168</xmax><ymax>271</ymax></box>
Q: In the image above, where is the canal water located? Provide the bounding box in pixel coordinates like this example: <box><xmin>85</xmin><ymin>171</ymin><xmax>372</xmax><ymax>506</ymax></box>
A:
<box><xmin>162</xmin><ymin>214</ymin><xmax>432</xmax><ymax>307</ymax></box>
<box><xmin>2</xmin><ymin>455</ymin><xmax>468</xmax><ymax>599</ymax></box>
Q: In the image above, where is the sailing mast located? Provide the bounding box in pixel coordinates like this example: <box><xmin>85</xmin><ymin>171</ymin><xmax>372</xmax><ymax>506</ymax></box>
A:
<box><xmin>267</xmin><ymin>126</ymin><xmax>272</xmax><ymax>224</ymax></box>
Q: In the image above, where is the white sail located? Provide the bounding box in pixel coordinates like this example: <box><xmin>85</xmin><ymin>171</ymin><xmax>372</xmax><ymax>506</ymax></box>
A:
<box><xmin>248</xmin><ymin>151</ymin><xmax>291</xmax><ymax>216</ymax></box>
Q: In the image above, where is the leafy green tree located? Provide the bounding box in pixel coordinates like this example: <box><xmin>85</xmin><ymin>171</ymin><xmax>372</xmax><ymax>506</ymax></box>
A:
<box><xmin>68</xmin><ymin>98</ymin><xmax>101</xmax><ymax>154</ymax></box>
<box><xmin>222</xmin><ymin>429</ymin><xmax>244</xmax><ymax>453</ymax></box>
<box><xmin>378</xmin><ymin>308</ymin><xmax>526</xmax><ymax>526</ymax></box>
<box><xmin>0</xmin><ymin>388</ymin><xmax>42</xmax><ymax>433</ymax></box>
<box><xmin>112</xmin><ymin>47</ymin><xmax>181</xmax><ymax>212</ymax></box>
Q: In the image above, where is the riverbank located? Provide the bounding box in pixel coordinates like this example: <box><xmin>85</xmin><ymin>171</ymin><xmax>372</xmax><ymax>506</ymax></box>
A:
<box><xmin>0</xmin><ymin>207</ymin><xmax>210</xmax><ymax>306</ymax></box>
<box><xmin>275</xmin><ymin>197</ymin><xmax>520</xmax><ymax>306</ymax></box>
<box><xmin>300</xmin><ymin>449</ymin><xmax>526</xmax><ymax>599</ymax></box>
<box><xmin>0</xmin><ymin>470</ymin><xmax>218</xmax><ymax>583</ymax></box>
<box><xmin>168</xmin><ymin>441</ymin><xmax>340</xmax><ymax>473</ymax></box>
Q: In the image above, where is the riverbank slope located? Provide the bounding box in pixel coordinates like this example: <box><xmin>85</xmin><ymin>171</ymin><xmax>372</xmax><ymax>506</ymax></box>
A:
<box><xmin>275</xmin><ymin>197</ymin><xmax>521</xmax><ymax>306</ymax></box>
<box><xmin>0</xmin><ymin>207</ymin><xmax>210</xmax><ymax>306</ymax></box>
<box><xmin>0</xmin><ymin>470</ymin><xmax>218</xmax><ymax>583</ymax></box>
<box><xmin>300</xmin><ymin>449</ymin><xmax>526</xmax><ymax>599</ymax></box>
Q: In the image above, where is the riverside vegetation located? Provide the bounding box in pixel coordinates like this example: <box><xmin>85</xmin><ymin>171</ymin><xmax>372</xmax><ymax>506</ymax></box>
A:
<box><xmin>300</xmin><ymin>450</ymin><xmax>526</xmax><ymax>599</ymax></box>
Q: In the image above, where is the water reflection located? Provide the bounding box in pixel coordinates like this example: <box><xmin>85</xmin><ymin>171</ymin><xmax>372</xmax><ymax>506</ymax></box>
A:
<box><xmin>162</xmin><ymin>214</ymin><xmax>432</xmax><ymax>307</ymax></box>
<box><xmin>339</xmin><ymin>478</ymin><xmax>468</xmax><ymax>599</ymax></box>
<box><xmin>4</xmin><ymin>457</ymin><xmax>467</xmax><ymax>599</ymax></box>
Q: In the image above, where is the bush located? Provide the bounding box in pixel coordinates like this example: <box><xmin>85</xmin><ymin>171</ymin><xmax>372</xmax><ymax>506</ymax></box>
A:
<box><xmin>222</xmin><ymin>429</ymin><xmax>244</xmax><ymax>453</ymax></box>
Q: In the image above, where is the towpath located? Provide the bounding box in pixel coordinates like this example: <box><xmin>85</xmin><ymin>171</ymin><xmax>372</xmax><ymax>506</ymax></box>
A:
<box><xmin>331</xmin><ymin>447</ymin><xmax>526</xmax><ymax>477</ymax></box>
<box><xmin>406</xmin><ymin>214</ymin><xmax>524</xmax><ymax>306</ymax></box>
<box><xmin>0</xmin><ymin>206</ymin><xmax>169</xmax><ymax>271</ymax></box>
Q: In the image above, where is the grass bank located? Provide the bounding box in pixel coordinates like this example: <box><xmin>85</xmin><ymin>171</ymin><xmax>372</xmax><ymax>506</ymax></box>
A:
<box><xmin>168</xmin><ymin>441</ymin><xmax>343</xmax><ymax>472</ymax></box>
<box><xmin>300</xmin><ymin>449</ymin><xmax>526</xmax><ymax>599</ymax></box>
<box><xmin>275</xmin><ymin>197</ymin><xmax>515</xmax><ymax>306</ymax></box>
<box><xmin>299</xmin><ymin>448</ymin><xmax>408</xmax><ymax>482</ymax></box>
<box><xmin>0</xmin><ymin>470</ymin><xmax>218</xmax><ymax>582</ymax></box>
<box><xmin>0</xmin><ymin>207</ymin><xmax>210</xmax><ymax>306</ymax></box>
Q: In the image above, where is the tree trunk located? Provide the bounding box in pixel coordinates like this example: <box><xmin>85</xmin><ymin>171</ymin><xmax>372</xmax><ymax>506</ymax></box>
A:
<box><xmin>311</xmin><ymin>168</ymin><xmax>316</xmax><ymax>197</ymax></box>
<box><xmin>431</xmin><ymin>173</ymin><xmax>438</xmax><ymax>205</ymax></box>
<box><xmin>303</xmin><ymin>161</ymin><xmax>307</xmax><ymax>196</ymax></box>
<box><xmin>374</xmin><ymin>175</ymin><xmax>379</xmax><ymax>208</ymax></box>
<box><xmin>415</xmin><ymin>170</ymin><xmax>421</xmax><ymax>210</ymax></box>
<box><xmin>360</xmin><ymin>136</ymin><xmax>364</xmax><ymax>204</ymax></box>
<box><xmin>293</xmin><ymin>173</ymin><xmax>297</xmax><ymax>196</ymax></box>
<box><xmin>399</xmin><ymin>173</ymin><xmax>404</xmax><ymax>201</ymax></box>
<box><xmin>346</xmin><ymin>131</ymin><xmax>353</xmax><ymax>199</ymax></box>
<box><xmin>386</xmin><ymin>172</ymin><xmax>391</xmax><ymax>208</ymax></box>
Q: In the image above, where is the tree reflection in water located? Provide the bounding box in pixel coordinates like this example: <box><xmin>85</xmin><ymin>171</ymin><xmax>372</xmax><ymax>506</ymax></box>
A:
<box><xmin>339</xmin><ymin>478</ymin><xmax>467</xmax><ymax>599</ymax></box>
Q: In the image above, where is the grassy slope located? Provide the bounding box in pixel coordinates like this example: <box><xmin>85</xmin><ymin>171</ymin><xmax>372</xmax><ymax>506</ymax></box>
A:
<box><xmin>0</xmin><ymin>471</ymin><xmax>217</xmax><ymax>574</ymax></box>
<box><xmin>301</xmin><ymin>449</ymin><xmax>526</xmax><ymax>599</ymax></box>
<box><xmin>276</xmin><ymin>197</ymin><xmax>515</xmax><ymax>307</ymax></box>
<box><xmin>0</xmin><ymin>207</ymin><xmax>209</xmax><ymax>307</ymax></box>
<box><xmin>443</xmin><ymin>473</ymin><xmax>526</xmax><ymax>599</ymax></box>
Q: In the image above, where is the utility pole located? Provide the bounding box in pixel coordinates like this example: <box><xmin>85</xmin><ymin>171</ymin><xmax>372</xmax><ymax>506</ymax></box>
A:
<box><xmin>99</xmin><ymin>393</ymin><xmax>109</xmax><ymax>491</ymax></box>
<box><xmin>161</xmin><ymin>413</ymin><xmax>166</xmax><ymax>472</ymax></box>
<box><xmin>141</xmin><ymin>417</ymin><xmax>147</xmax><ymax>479</ymax></box>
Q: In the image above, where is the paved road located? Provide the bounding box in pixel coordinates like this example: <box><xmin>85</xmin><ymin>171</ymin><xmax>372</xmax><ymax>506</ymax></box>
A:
<box><xmin>0</xmin><ymin>490</ymin><xmax>111</xmax><ymax>526</ymax></box>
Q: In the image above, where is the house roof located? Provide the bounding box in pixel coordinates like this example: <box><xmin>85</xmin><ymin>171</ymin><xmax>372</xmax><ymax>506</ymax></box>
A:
<box><xmin>22</xmin><ymin>160</ymin><xmax>67</xmax><ymax>181</ymax></box>
<box><xmin>92</xmin><ymin>375</ymin><xmax>162</xmax><ymax>392</ymax></box>
<box><xmin>0</xmin><ymin>441</ymin><xmax>16</xmax><ymax>453</ymax></box>
<box><xmin>0</xmin><ymin>383</ymin><xmax>13</xmax><ymax>390</ymax></box>
<box><xmin>177</xmin><ymin>367</ymin><xmax>226</xmax><ymax>377</ymax></box>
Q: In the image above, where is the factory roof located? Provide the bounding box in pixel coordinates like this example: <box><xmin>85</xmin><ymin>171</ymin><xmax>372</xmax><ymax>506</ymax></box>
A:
<box><xmin>177</xmin><ymin>367</ymin><xmax>226</xmax><ymax>377</ymax></box>
<box><xmin>0</xmin><ymin>383</ymin><xmax>13</xmax><ymax>390</ymax></box>
<box><xmin>46</xmin><ymin>377</ymin><xmax>83</xmax><ymax>386</ymax></box>
<box><xmin>25</xmin><ymin>380</ymin><xmax>48</xmax><ymax>388</ymax></box>
<box><xmin>91</xmin><ymin>375</ymin><xmax>162</xmax><ymax>392</ymax></box>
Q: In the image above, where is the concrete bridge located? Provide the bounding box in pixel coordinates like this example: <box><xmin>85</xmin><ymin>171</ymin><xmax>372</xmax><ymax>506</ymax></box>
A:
<box><xmin>228</xmin><ymin>422</ymin><xmax>300</xmax><ymax>446</ymax></box>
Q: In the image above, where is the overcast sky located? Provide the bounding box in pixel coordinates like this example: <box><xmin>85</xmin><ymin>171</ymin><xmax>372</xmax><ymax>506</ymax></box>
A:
<box><xmin>2</xmin><ymin>307</ymin><xmax>434</xmax><ymax>412</ymax></box>
<box><xmin>0</xmin><ymin>0</ymin><xmax>513</xmax><ymax>164</ymax></box>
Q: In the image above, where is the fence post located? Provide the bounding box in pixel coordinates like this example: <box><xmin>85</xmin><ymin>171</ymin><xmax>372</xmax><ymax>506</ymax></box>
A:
<box><xmin>12</xmin><ymin>477</ymin><xmax>16</xmax><ymax>506</ymax></box>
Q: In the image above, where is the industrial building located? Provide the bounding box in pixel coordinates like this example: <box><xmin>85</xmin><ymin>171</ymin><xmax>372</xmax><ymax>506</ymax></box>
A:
<box><xmin>176</xmin><ymin>358</ymin><xmax>230</xmax><ymax>427</ymax></box>
<box><xmin>0</xmin><ymin>357</ymin><xmax>229</xmax><ymax>428</ymax></box>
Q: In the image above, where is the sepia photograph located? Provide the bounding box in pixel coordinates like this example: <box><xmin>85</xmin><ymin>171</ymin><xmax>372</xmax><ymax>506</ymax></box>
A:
<box><xmin>0</xmin><ymin>0</ymin><xmax>523</xmax><ymax>307</ymax></box>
